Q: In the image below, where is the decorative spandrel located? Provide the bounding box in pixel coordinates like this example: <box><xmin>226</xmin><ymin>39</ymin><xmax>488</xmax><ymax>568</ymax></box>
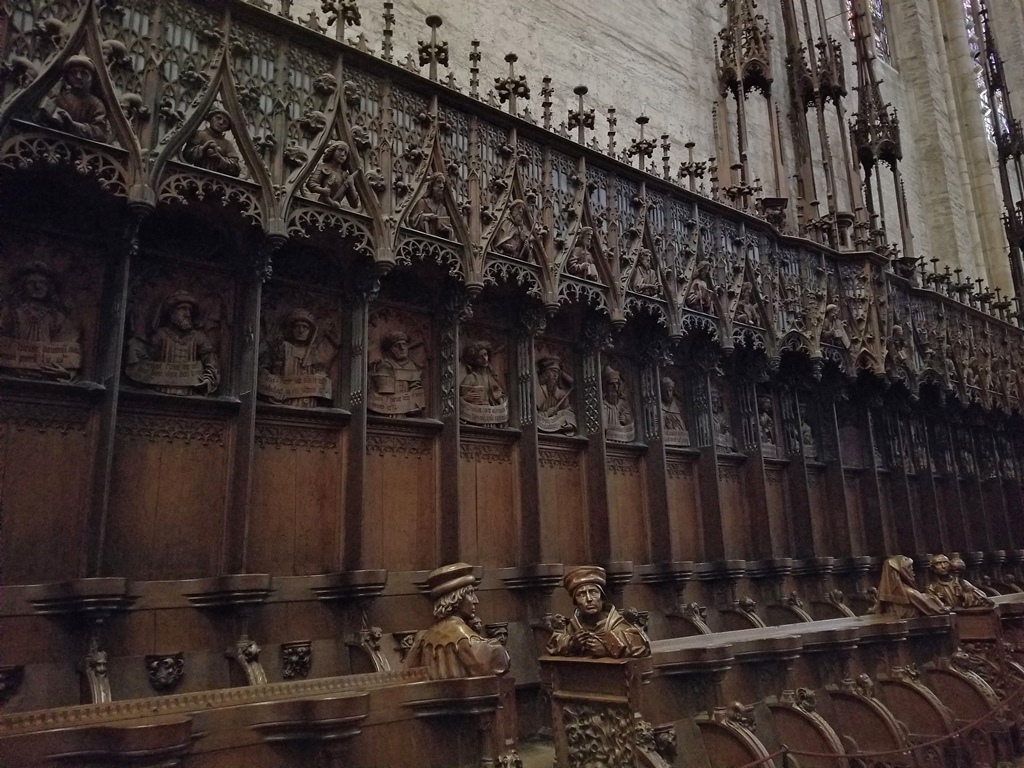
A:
<box><xmin>0</xmin><ymin>259</ymin><xmax>86</xmax><ymax>381</ymax></box>
<box><xmin>124</xmin><ymin>272</ymin><xmax>230</xmax><ymax>397</ymax></box>
<box><xmin>545</xmin><ymin>566</ymin><xmax>650</xmax><ymax>658</ymax></box>
<box><xmin>659</xmin><ymin>369</ymin><xmax>689</xmax><ymax>447</ymax></box>
<box><xmin>459</xmin><ymin>336</ymin><xmax>509</xmax><ymax>426</ymax></box>
<box><xmin>402</xmin><ymin>563</ymin><xmax>511</xmax><ymax>680</ymax></box>
<box><xmin>535</xmin><ymin>351</ymin><xmax>577</xmax><ymax>436</ymax></box>
<box><xmin>368</xmin><ymin>308</ymin><xmax>428</xmax><ymax>418</ymax></box>
<box><xmin>257</xmin><ymin>302</ymin><xmax>340</xmax><ymax>409</ymax></box>
<box><xmin>601</xmin><ymin>362</ymin><xmax>635</xmax><ymax>443</ymax></box>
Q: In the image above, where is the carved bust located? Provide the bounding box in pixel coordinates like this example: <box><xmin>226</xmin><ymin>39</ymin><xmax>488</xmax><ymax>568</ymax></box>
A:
<box><xmin>536</xmin><ymin>355</ymin><xmax>576</xmax><ymax>435</ymax></box>
<box><xmin>0</xmin><ymin>261</ymin><xmax>82</xmax><ymax>380</ymax></box>
<box><xmin>258</xmin><ymin>308</ymin><xmax>337</xmax><ymax>408</ymax></box>
<box><xmin>306</xmin><ymin>140</ymin><xmax>359</xmax><ymax>209</ymax></box>
<box><xmin>368</xmin><ymin>329</ymin><xmax>425</xmax><ymax>417</ymax></box>
<box><xmin>546</xmin><ymin>566</ymin><xmax>650</xmax><ymax>658</ymax></box>
<box><xmin>928</xmin><ymin>554</ymin><xmax>993</xmax><ymax>609</ymax></box>
<box><xmin>602</xmin><ymin>364</ymin><xmax>635</xmax><ymax>442</ymax></box>
<box><xmin>872</xmin><ymin>555</ymin><xmax>949</xmax><ymax>619</ymax></box>
<box><xmin>459</xmin><ymin>340</ymin><xmax>508</xmax><ymax>425</ymax></box>
<box><xmin>402</xmin><ymin>563</ymin><xmax>511</xmax><ymax>680</ymax></box>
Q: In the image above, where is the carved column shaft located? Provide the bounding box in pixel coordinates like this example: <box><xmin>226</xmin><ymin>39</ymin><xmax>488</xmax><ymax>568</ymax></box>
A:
<box><xmin>224</xmin><ymin>258</ymin><xmax>266</xmax><ymax>574</ymax></box>
<box><xmin>437</xmin><ymin>292</ymin><xmax>464</xmax><ymax>563</ymax></box>
<box><xmin>639</xmin><ymin>357</ymin><xmax>671</xmax><ymax>564</ymax></box>
<box><xmin>515</xmin><ymin>320</ymin><xmax>542</xmax><ymax>564</ymax></box>
<box><xmin>342</xmin><ymin>292</ymin><xmax>371</xmax><ymax>571</ymax></box>
<box><xmin>734</xmin><ymin>372</ymin><xmax>775</xmax><ymax>560</ymax></box>
<box><xmin>815</xmin><ymin>389</ymin><xmax>854</xmax><ymax>558</ymax></box>
<box><xmin>778</xmin><ymin>383</ymin><xmax>815</xmax><ymax>558</ymax></box>
<box><xmin>582</xmin><ymin>341</ymin><xmax>611</xmax><ymax>564</ymax></box>
<box><xmin>685</xmin><ymin>363</ymin><xmax>726</xmax><ymax>561</ymax></box>
<box><xmin>89</xmin><ymin>206</ymin><xmax>146</xmax><ymax>577</ymax></box>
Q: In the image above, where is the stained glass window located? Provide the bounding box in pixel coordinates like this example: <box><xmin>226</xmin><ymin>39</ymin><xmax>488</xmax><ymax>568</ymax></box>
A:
<box><xmin>847</xmin><ymin>0</ymin><xmax>893</xmax><ymax>65</ymax></box>
<box><xmin>962</xmin><ymin>0</ymin><xmax>1007</xmax><ymax>143</ymax></box>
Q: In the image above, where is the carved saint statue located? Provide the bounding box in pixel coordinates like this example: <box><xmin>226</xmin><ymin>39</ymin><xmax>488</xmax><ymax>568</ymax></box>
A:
<box><xmin>546</xmin><ymin>566</ymin><xmax>650</xmax><ymax>659</ymax></box>
<box><xmin>660</xmin><ymin>375</ymin><xmax>688</xmax><ymax>445</ymax></box>
<box><xmin>871</xmin><ymin>556</ymin><xmax>949</xmax><ymax>619</ymax></box>
<box><xmin>39</xmin><ymin>55</ymin><xmax>108</xmax><ymax>141</ymax></box>
<box><xmin>0</xmin><ymin>262</ymin><xmax>82</xmax><ymax>380</ymax></box>
<box><xmin>368</xmin><ymin>330</ymin><xmax>425</xmax><ymax>417</ymax></box>
<box><xmin>734</xmin><ymin>281</ymin><xmax>757</xmax><ymax>325</ymax></box>
<box><xmin>927</xmin><ymin>554</ymin><xmax>994</xmax><ymax>609</ymax></box>
<box><xmin>535</xmin><ymin>355</ymin><xmax>576</xmax><ymax>435</ymax></box>
<box><xmin>182</xmin><ymin>105</ymin><xmax>241</xmax><ymax>177</ymax></box>
<box><xmin>124</xmin><ymin>290</ymin><xmax>220</xmax><ymax>396</ymax></box>
<box><xmin>494</xmin><ymin>199</ymin><xmax>538</xmax><ymax>260</ymax></box>
<box><xmin>306</xmin><ymin>140</ymin><xmax>359</xmax><ymax>209</ymax></box>
<box><xmin>821</xmin><ymin>303</ymin><xmax>851</xmax><ymax>348</ymax></box>
<box><xmin>402</xmin><ymin>563</ymin><xmax>511</xmax><ymax>680</ymax></box>
<box><xmin>410</xmin><ymin>172</ymin><xmax>454</xmax><ymax>239</ymax></box>
<box><xmin>258</xmin><ymin>308</ymin><xmax>337</xmax><ymax>408</ymax></box>
<box><xmin>602</xmin><ymin>364</ymin><xmax>635</xmax><ymax>442</ymax></box>
<box><xmin>566</xmin><ymin>227</ymin><xmax>599</xmax><ymax>281</ymax></box>
<box><xmin>630</xmin><ymin>249</ymin><xmax>661</xmax><ymax>296</ymax></box>
<box><xmin>459</xmin><ymin>340</ymin><xmax>508</xmax><ymax>426</ymax></box>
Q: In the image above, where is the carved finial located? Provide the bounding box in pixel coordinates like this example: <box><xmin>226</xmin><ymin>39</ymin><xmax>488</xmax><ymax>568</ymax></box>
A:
<box><xmin>418</xmin><ymin>14</ymin><xmax>448</xmax><ymax>81</ymax></box>
<box><xmin>660</xmin><ymin>133</ymin><xmax>672</xmax><ymax>180</ymax></box>
<box><xmin>627</xmin><ymin>113</ymin><xmax>655</xmax><ymax>173</ymax></box>
<box><xmin>469</xmin><ymin>40</ymin><xmax>482</xmax><ymax>98</ymax></box>
<box><xmin>541</xmin><ymin>76</ymin><xmax>554</xmax><ymax>130</ymax></box>
<box><xmin>494</xmin><ymin>52</ymin><xmax>530</xmax><ymax>117</ymax></box>
<box><xmin>322</xmin><ymin>0</ymin><xmax>361</xmax><ymax>42</ymax></box>
<box><xmin>607</xmin><ymin>107</ymin><xmax>617</xmax><ymax>156</ymax></box>
<box><xmin>381</xmin><ymin>0</ymin><xmax>394</xmax><ymax>61</ymax></box>
<box><xmin>567</xmin><ymin>85</ymin><xmax>595</xmax><ymax>145</ymax></box>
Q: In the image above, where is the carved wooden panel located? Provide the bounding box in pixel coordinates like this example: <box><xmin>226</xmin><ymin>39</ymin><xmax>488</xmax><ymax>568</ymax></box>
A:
<box><xmin>458</xmin><ymin>438</ymin><xmax>518</xmax><ymax>567</ymax></box>
<box><xmin>765</xmin><ymin>466</ymin><xmax>790</xmax><ymax>555</ymax></box>
<box><xmin>606</xmin><ymin>451</ymin><xmax>648</xmax><ymax>562</ymax></box>
<box><xmin>249</xmin><ymin>419</ymin><xmax>344</xmax><ymax>575</ymax></box>
<box><xmin>538</xmin><ymin>443</ymin><xmax>587</xmax><ymax>564</ymax></box>
<box><xmin>666</xmin><ymin>458</ymin><xmax>702</xmax><ymax>561</ymax></box>
<box><xmin>107</xmin><ymin>410</ymin><xmax>230</xmax><ymax>579</ymax></box>
<box><xmin>807</xmin><ymin>467</ymin><xmax>829</xmax><ymax>553</ymax></box>
<box><xmin>717</xmin><ymin>462</ymin><xmax>747</xmax><ymax>559</ymax></box>
<box><xmin>843</xmin><ymin>470</ymin><xmax>867</xmax><ymax>555</ymax></box>
<box><xmin>0</xmin><ymin>231</ymin><xmax>106</xmax><ymax>384</ymax></box>
<box><xmin>0</xmin><ymin>400</ymin><xmax>93</xmax><ymax>584</ymax></box>
<box><xmin>363</xmin><ymin>426</ymin><xmax>436</xmax><ymax>570</ymax></box>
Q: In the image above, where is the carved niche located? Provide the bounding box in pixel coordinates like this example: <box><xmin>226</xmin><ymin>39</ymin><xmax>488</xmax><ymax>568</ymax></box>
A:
<box><xmin>709</xmin><ymin>372</ymin><xmax>736</xmax><ymax>451</ymax></box>
<box><xmin>258</xmin><ymin>288</ymin><xmax>342</xmax><ymax>409</ymax></box>
<box><xmin>368</xmin><ymin>307</ymin><xmax>429</xmax><ymax>418</ymax></box>
<box><xmin>0</xmin><ymin>249</ymin><xmax>98</xmax><ymax>382</ymax></box>
<box><xmin>602</xmin><ymin>359</ymin><xmax>636</xmax><ymax>443</ymax></box>
<box><xmin>659</xmin><ymin>367</ymin><xmax>689</xmax><ymax>446</ymax></box>
<box><xmin>123</xmin><ymin>273</ymin><xmax>229</xmax><ymax>397</ymax></box>
<box><xmin>535</xmin><ymin>342</ymin><xmax>577</xmax><ymax>436</ymax></box>
<box><xmin>459</xmin><ymin>332</ymin><xmax>509</xmax><ymax>427</ymax></box>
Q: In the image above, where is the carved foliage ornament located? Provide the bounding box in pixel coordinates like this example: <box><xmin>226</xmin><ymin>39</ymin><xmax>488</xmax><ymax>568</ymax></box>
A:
<box><xmin>563</xmin><ymin>703</ymin><xmax>635</xmax><ymax>768</ymax></box>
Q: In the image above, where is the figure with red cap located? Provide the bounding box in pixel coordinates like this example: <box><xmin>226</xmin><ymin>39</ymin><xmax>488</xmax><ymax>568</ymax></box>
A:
<box><xmin>402</xmin><ymin>562</ymin><xmax>511</xmax><ymax>680</ymax></box>
<box><xmin>546</xmin><ymin>566</ymin><xmax>650</xmax><ymax>658</ymax></box>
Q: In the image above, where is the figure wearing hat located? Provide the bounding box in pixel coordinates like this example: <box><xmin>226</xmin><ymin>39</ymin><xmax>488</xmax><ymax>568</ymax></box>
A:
<box><xmin>258</xmin><ymin>308</ymin><xmax>338</xmax><ymax>408</ymax></box>
<box><xmin>125</xmin><ymin>290</ymin><xmax>219</xmax><ymax>396</ymax></box>
<box><xmin>368</xmin><ymin>329</ymin><xmax>425</xmax><ymax>416</ymax></box>
<box><xmin>40</xmin><ymin>55</ymin><xmax>108</xmax><ymax>141</ymax></box>
<box><xmin>183</xmin><ymin>104</ymin><xmax>241</xmax><ymax>177</ymax></box>
<box><xmin>402</xmin><ymin>563</ymin><xmax>511</xmax><ymax>680</ymax></box>
<box><xmin>0</xmin><ymin>261</ymin><xmax>82</xmax><ymax>379</ymax></box>
<box><xmin>546</xmin><ymin>566</ymin><xmax>650</xmax><ymax>658</ymax></box>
